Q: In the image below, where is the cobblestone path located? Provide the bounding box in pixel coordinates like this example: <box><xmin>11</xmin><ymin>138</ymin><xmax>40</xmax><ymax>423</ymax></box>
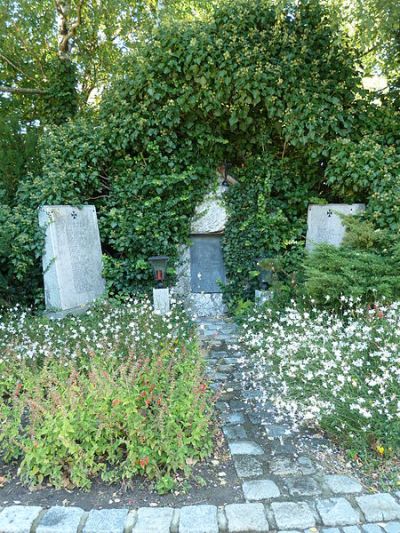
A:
<box><xmin>0</xmin><ymin>317</ymin><xmax>399</xmax><ymax>532</ymax></box>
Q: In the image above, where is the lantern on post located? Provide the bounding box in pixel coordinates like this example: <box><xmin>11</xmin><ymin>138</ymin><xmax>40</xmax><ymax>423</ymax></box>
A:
<box><xmin>148</xmin><ymin>256</ymin><xmax>170</xmax><ymax>315</ymax></box>
<box><xmin>148</xmin><ymin>256</ymin><xmax>169</xmax><ymax>288</ymax></box>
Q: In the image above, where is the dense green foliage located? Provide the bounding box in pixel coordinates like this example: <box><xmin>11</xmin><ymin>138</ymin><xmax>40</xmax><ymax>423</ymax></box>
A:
<box><xmin>0</xmin><ymin>0</ymin><xmax>213</xmax><ymax>214</ymax></box>
<box><xmin>326</xmin><ymin>103</ymin><xmax>400</xmax><ymax>234</ymax></box>
<box><xmin>0</xmin><ymin>300</ymin><xmax>214</xmax><ymax>493</ymax></box>
<box><xmin>303</xmin><ymin>218</ymin><xmax>400</xmax><ymax>308</ymax></box>
<box><xmin>1</xmin><ymin>0</ymin><xmax>366</xmax><ymax>305</ymax></box>
<box><xmin>0</xmin><ymin>0</ymin><xmax>399</xmax><ymax>308</ymax></box>
<box><xmin>304</xmin><ymin>244</ymin><xmax>400</xmax><ymax>308</ymax></box>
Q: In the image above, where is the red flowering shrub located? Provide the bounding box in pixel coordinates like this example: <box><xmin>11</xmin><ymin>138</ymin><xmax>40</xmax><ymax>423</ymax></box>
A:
<box><xmin>0</xmin><ymin>299</ymin><xmax>214</xmax><ymax>493</ymax></box>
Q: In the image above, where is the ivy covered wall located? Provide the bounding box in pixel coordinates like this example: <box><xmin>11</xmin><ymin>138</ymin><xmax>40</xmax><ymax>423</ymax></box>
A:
<box><xmin>1</xmin><ymin>0</ymin><xmax>399</xmax><ymax>306</ymax></box>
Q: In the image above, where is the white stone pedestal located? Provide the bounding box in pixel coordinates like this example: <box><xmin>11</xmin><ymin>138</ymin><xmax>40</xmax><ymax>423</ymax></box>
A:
<box><xmin>255</xmin><ymin>290</ymin><xmax>273</xmax><ymax>306</ymax></box>
<box><xmin>153</xmin><ymin>288</ymin><xmax>170</xmax><ymax>315</ymax></box>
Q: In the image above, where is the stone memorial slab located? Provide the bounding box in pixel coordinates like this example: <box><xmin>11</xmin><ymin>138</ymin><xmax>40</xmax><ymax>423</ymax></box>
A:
<box><xmin>190</xmin><ymin>235</ymin><xmax>226</xmax><ymax>293</ymax></box>
<box><xmin>175</xmin><ymin>181</ymin><xmax>228</xmax><ymax>316</ymax></box>
<box><xmin>39</xmin><ymin>205</ymin><xmax>105</xmax><ymax>317</ymax></box>
<box><xmin>306</xmin><ymin>204</ymin><xmax>365</xmax><ymax>251</ymax></box>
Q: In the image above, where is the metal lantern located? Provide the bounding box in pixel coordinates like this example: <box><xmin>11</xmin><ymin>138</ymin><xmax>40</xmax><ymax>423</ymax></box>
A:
<box><xmin>257</xmin><ymin>257</ymin><xmax>273</xmax><ymax>291</ymax></box>
<box><xmin>148</xmin><ymin>256</ymin><xmax>169</xmax><ymax>288</ymax></box>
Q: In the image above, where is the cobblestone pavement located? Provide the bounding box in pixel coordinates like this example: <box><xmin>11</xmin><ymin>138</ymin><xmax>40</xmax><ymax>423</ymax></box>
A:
<box><xmin>1</xmin><ymin>318</ymin><xmax>400</xmax><ymax>532</ymax></box>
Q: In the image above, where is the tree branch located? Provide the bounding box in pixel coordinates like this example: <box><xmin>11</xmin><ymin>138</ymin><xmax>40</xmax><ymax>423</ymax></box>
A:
<box><xmin>57</xmin><ymin>0</ymin><xmax>86</xmax><ymax>56</ymax></box>
<box><xmin>0</xmin><ymin>85</ymin><xmax>48</xmax><ymax>95</ymax></box>
<box><xmin>357</xmin><ymin>43</ymin><xmax>380</xmax><ymax>59</ymax></box>
<box><xmin>0</xmin><ymin>52</ymin><xmax>38</xmax><ymax>82</ymax></box>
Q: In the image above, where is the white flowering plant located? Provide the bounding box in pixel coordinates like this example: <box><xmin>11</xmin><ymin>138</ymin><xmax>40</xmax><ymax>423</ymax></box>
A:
<box><xmin>0</xmin><ymin>298</ymin><xmax>214</xmax><ymax>493</ymax></box>
<box><xmin>240</xmin><ymin>297</ymin><xmax>400</xmax><ymax>486</ymax></box>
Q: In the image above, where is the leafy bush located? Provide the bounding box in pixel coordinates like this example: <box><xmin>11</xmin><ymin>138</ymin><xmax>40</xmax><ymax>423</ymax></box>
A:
<box><xmin>326</xmin><ymin>101</ymin><xmax>400</xmax><ymax>236</ymax></box>
<box><xmin>240</xmin><ymin>301</ymin><xmax>400</xmax><ymax>486</ymax></box>
<box><xmin>303</xmin><ymin>218</ymin><xmax>400</xmax><ymax>308</ymax></box>
<box><xmin>2</xmin><ymin>0</ymin><xmax>363</xmax><ymax>304</ymax></box>
<box><xmin>304</xmin><ymin>244</ymin><xmax>400</xmax><ymax>308</ymax></box>
<box><xmin>0</xmin><ymin>299</ymin><xmax>214</xmax><ymax>493</ymax></box>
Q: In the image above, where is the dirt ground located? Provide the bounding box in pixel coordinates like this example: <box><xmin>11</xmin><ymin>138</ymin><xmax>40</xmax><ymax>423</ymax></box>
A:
<box><xmin>0</xmin><ymin>428</ymin><xmax>243</xmax><ymax>511</ymax></box>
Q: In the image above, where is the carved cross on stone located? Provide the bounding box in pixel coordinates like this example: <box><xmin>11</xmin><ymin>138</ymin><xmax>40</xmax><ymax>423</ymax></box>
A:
<box><xmin>71</xmin><ymin>211</ymin><xmax>78</xmax><ymax>220</ymax></box>
<box><xmin>326</xmin><ymin>209</ymin><xmax>333</xmax><ymax>218</ymax></box>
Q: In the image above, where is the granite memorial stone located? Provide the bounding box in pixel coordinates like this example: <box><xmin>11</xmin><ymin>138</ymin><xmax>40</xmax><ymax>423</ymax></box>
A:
<box><xmin>306</xmin><ymin>203</ymin><xmax>365</xmax><ymax>251</ymax></box>
<box><xmin>39</xmin><ymin>205</ymin><xmax>105</xmax><ymax>317</ymax></box>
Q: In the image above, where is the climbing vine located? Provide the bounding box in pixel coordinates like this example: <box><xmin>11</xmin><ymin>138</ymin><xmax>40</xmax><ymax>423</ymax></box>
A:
<box><xmin>4</xmin><ymin>0</ymin><xmax>397</xmax><ymax>307</ymax></box>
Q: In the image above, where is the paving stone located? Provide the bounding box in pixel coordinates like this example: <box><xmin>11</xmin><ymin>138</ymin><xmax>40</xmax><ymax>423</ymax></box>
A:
<box><xmin>216</xmin><ymin>401</ymin><xmax>229</xmax><ymax>411</ymax></box>
<box><xmin>242</xmin><ymin>390</ymin><xmax>263</xmax><ymax>400</ymax></box>
<box><xmin>229</xmin><ymin>441</ymin><xmax>264</xmax><ymax>456</ymax></box>
<box><xmin>212</xmin><ymin>372</ymin><xmax>229</xmax><ymax>381</ymax></box>
<box><xmin>224</xmin><ymin>382</ymin><xmax>242</xmax><ymax>391</ymax></box>
<box><xmin>222</xmin><ymin>412</ymin><xmax>246</xmax><ymax>425</ymax></box>
<box><xmin>324</xmin><ymin>475</ymin><xmax>363</xmax><ymax>494</ymax></box>
<box><xmin>217</xmin><ymin>364</ymin><xmax>235</xmax><ymax>373</ymax></box>
<box><xmin>362</xmin><ymin>525</ymin><xmax>385</xmax><ymax>533</ymax></box>
<box><xmin>322</xmin><ymin>529</ymin><xmax>341</xmax><ymax>533</ymax></box>
<box><xmin>271</xmin><ymin>501</ymin><xmax>315</xmax><ymax>529</ymax></box>
<box><xmin>270</xmin><ymin>456</ymin><xmax>315</xmax><ymax>476</ymax></box>
<box><xmin>356</xmin><ymin>494</ymin><xmax>400</xmax><ymax>521</ymax></box>
<box><xmin>229</xmin><ymin>400</ymin><xmax>247</xmax><ymax>411</ymax></box>
<box><xmin>242</xmin><ymin>480</ymin><xmax>280</xmax><ymax>500</ymax></box>
<box><xmin>263</xmin><ymin>424</ymin><xmax>292</xmax><ymax>438</ymax></box>
<box><xmin>297</xmin><ymin>456</ymin><xmax>316</xmax><ymax>473</ymax></box>
<box><xmin>83</xmin><ymin>508</ymin><xmax>128</xmax><ymax>533</ymax></box>
<box><xmin>223</xmin><ymin>426</ymin><xmax>248</xmax><ymax>440</ymax></box>
<box><xmin>285</xmin><ymin>477</ymin><xmax>322</xmax><ymax>497</ymax></box>
<box><xmin>384</xmin><ymin>522</ymin><xmax>400</xmax><ymax>533</ymax></box>
<box><xmin>316</xmin><ymin>498</ymin><xmax>360</xmax><ymax>526</ymax></box>
<box><xmin>225</xmin><ymin>503</ymin><xmax>269</xmax><ymax>532</ymax></box>
<box><xmin>224</xmin><ymin>357</ymin><xmax>241</xmax><ymax>365</ymax></box>
<box><xmin>234</xmin><ymin>456</ymin><xmax>263</xmax><ymax>478</ymax></box>
<box><xmin>37</xmin><ymin>506</ymin><xmax>85</xmax><ymax>533</ymax></box>
<box><xmin>274</xmin><ymin>442</ymin><xmax>298</xmax><ymax>455</ymax></box>
<box><xmin>0</xmin><ymin>505</ymin><xmax>42</xmax><ymax>533</ymax></box>
<box><xmin>343</xmin><ymin>527</ymin><xmax>361</xmax><ymax>533</ymax></box>
<box><xmin>179</xmin><ymin>505</ymin><xmax>219</xmax><ymax>533</ymax></box>
<box><xmin>132</xmin><ymin>507</ymin><xmax>174</xmax><ymax>533</ymax></box>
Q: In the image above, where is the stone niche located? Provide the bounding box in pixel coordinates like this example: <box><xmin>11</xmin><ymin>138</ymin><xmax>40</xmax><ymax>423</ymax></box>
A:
<box><xmin>305</xmin><ymin>203</ymin><xmax>365</xmax><ymax>251</ymax></box>
<box><xmin>175</xmin><ymin>184</ymin><xmax>228</xmax><ymax>317</ymax></box>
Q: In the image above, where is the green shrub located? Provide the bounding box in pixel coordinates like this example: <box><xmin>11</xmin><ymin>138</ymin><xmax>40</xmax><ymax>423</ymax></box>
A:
<box><xmin>303</xmin><ymin>218</ymin><xmax>400</xmax><ymax>308</ymax></box>
<box><xmin>2</xmin><ymin>0</ymin><xmax>363</xmax><ymax>304</ymax></box>
<box><xmin>0</xmin><ymin>300</ymin><xmax>214</xmax><ymax>492</ymax></box>
<box><xmin>326</xmin><ymin>101</ymin><xmax>400</xmax><ymax>237</ymax></box>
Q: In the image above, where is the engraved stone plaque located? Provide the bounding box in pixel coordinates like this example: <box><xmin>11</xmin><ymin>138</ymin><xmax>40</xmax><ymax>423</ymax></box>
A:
<box><xmin>39</xmin><ymin>205</ymin><xmax>105</xmax><ymax>316</ymax></box>
<box><xmin>190</xmin><ymin>235</ymin><xmax>226</xmax><ymax>293</ymax></box>
<box><xmin>306</xmin><ymin>203</ymin><xmax>365</xmax><ymax>251</ymax></box>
